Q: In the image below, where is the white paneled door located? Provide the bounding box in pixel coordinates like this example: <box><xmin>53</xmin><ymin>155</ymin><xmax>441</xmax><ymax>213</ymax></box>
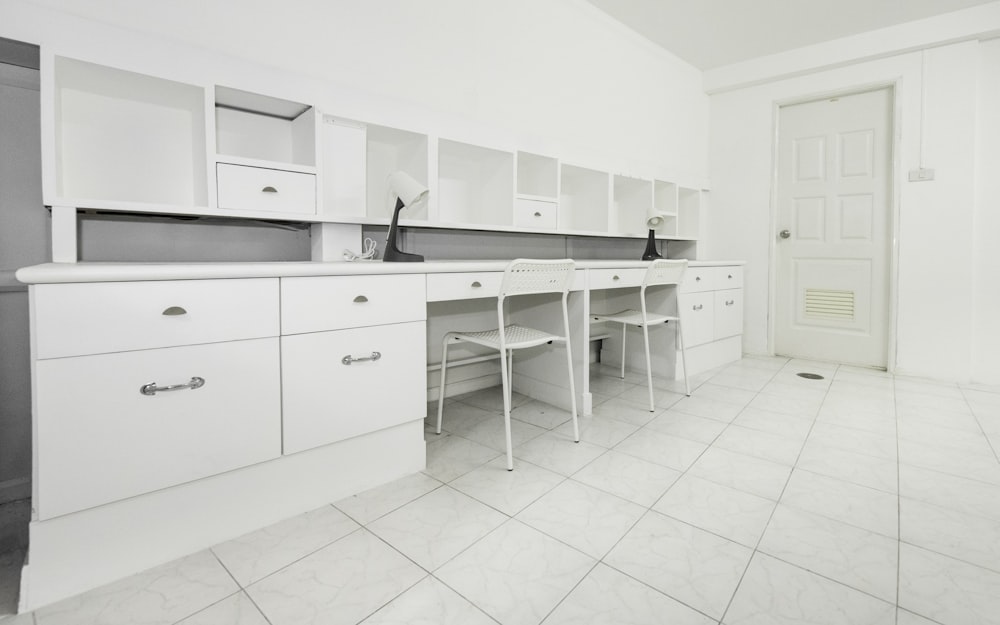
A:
<box><xmin>775</xmin><ymin>88</ymin><xmax>892</xmax><ymax>367</ymax></box>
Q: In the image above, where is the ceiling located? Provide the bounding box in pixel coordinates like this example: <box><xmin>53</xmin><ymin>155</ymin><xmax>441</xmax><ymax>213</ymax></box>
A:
<box><xmin>585</xmin><ymin>0</ymin><xmax>997</xmax><ymax>69</ymax></box>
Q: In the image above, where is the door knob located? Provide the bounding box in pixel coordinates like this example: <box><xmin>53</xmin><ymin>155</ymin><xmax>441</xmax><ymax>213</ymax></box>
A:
<box><xmin>779</xmin><ymin>229</ymin><xmax>791</xmax><ymax>239</ymax></box>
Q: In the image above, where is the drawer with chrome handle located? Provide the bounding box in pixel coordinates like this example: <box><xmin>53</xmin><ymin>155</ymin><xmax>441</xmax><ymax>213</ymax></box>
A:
<box><xmin>140</xmin><ymin>376</ymin><xmax>205</xmax><ymax>396</ymax></box>
<box><xmin>216</xmin><ymin>163</ymin><xmax>316</xmax><ymax>215</ymax></box>
<box><xmin>281</xmin><ymin>274</ymin><xmax>426</xmax><ymax>334</ymax></box>
<box><xmin>426</xmin><ymin>271</ymin><xmax>504</xmax><ymax>302</ymax></box>
<box><xmin>588</xmin><ymin>268</ymin><xmax>645</xmax><ymax>290</ymax></box>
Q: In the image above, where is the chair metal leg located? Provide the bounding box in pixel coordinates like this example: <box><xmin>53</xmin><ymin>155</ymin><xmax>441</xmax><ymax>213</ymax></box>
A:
<box><xmin>642</xmin><ymin>322</ymin><xmax>655</xmax><ymax>412</ymax></box>
<box><xmin>562</xmin><ymin>300</ymin><xmax>579</xmax><ymax>443</ymax></box>
<box><xmin>436</xmin><ymin>335</ymin><xmax>452</xmax><ymax>434</ymax></box>
<box><xmin>500</xmin><ymin>344</ymin><xmax>514</xmax><ymax>470</ymax></box>
<box><xmin>676</xmin><ymin>319</ymin><xmax>691</xmax><ymax>396</ymax></box>
<box><xmin>507</xmin><ymin>349</ymin><xmax>514</xmax><ymax>407</ymax></box>
<box><xmin>620</xmin><ymin>324</ymin><xmax>627</xmax><ymax>380</ymax></box>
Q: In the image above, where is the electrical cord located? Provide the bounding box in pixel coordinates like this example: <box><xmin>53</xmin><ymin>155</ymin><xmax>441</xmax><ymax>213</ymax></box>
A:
<box><xmin>343</xmin><ymin>237</ymin><xmax>378</xmax><ymax>261</ymax></box>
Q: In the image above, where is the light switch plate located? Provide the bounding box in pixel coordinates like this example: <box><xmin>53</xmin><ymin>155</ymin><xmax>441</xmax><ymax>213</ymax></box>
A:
<box><xmin>908</xmin><ymin>168</ymin><xmax>935</xmax><ymax>182</ymax></box>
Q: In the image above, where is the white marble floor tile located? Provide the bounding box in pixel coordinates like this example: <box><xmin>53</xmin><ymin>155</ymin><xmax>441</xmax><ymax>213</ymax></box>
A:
<box><xmin>895</xmin><ymin>392</ymin><xmax>971</xmax><ymax>416</ymax></box>
<box><xmin>543</xmin><ymin>563</ymin><xmax>715</xmax><ymax>625</ymax></box>
<box><xmin>613</xmin><ymin>428</ymin><xmax>708</xmax><ymax>471</ymax></box>
<box><xmin>424</xmin><ymin>435</ymin><xmax>500</xmax><ymax>483</ymax></box>
<box><xmin>604</xmin><ymin>511</ymin><xmax>752</xmax><ymax>620</ymax></box>
<box><xmin>898</xmin><ymin>463</ymin><xmax>1000</xmax><ymax>521</ymax></box>
<box><xmin>897</xmin><ymin>419</ymin><xmax>994</xmax><ymax>452</ymax></box>
<box><xmin>360</xmin><ymin>576</ymin><xmax>495</xmax><ymax>625</ymax></box>
<box><xmin>745</xmin><ymin>392</ymin><xmax>823</xmax><ymax>418</ymax></box>
<box><xmin>589</xmin><ymin>396</ymin><xmax>661</xmax><ymax>427</ymax></box>
<box><xmin>211</xmin><ymin>505</ymin><xmax>359</xmax><ymax>587</ymax></box>
<box><xmin>433</xmin><ymin>401</ymin><xmax>498</xmax><ymax>434</ymax></box>
<box><xmin>796</xmin><ymin>441</ymin><xmax>898</xmax><ymax>493</ymax></box>
<box><xmin>898</xmin><ymin>543</ymin><xmax>1000</xmax><ymax>625</ymax></box>
<box><xmin>690</xmin><ymin>383</ymin><xmax>757</xmax><ymax>406</ymax></box>
<box><xmin>614</xmin><ymin>384</ymin><xmax>685</xmax><ymax>411</ymax></box>
<box><xmin>822</xmin><ymin>391</ymin><xmax>895</xmax><ymax>414</ymax></box>
<box><xmin>552</xmin><ymin>414</ymin><xmax>640</xmax><ymax>448</ymax></box>
<box><xmin>34</xmin><ymin>550</ymin><xmax>238</xmax><ymax>625</ymax></box>
<box><xmin>757</xmin><ymin>505</ymin><xmax>898</xmax><ymax>602</ymax></box>
<box><xmin>444</xmin><ymin>411</ymin><xmax>548</xmax><ymax>454</ymax></box>
<box><xmin>758</xmin><ymin>380</ymin><xmax>829</xmax><ymax>402</ymax></box>
<box><xmin>740</xmin><ymin>355</ymin><xmax>790</xmax><ymax>370</ymax></box>
<box><xmin>367</xmin><ymin>486</ymin><xmax>506</xmax><ymax>571</ymax></box>
<box><xmin>723</xmin><ymin>553</ymin><xmax>895</xmax><ymax>625</ymax></box>
<box><xmin>709</xmin><ymin>371</ymin><xmax>774</xmax><ymax>393</ymax></box>
<box><xmin>512</xmin><ymin>430</ymin><xmax>607</xmax><ymax>476</ymax></box>
<box><xmin>734</xmin><ymin>409</ymin><xmax>813</xmax><ymax>441</ymax></box>
<box><xmin>571</xmin><ymin>450</ymin><xmax>681</xmax><ymax>507</ymax></box>
<box><xmin>334</xmin><ymin>472</ymin><xmax>443</xmax><ymax>525</ymax></box>
<box><xmin>653</xmin><ymin>474</ymin><xmax>776</xmax><ymax>548</ymax></box>
<box><xmin>645</xmin><ymin>409</ymin><xmax>729</xmax><ymax>443</ymax></box>
<box><xmin>806</xmin><ymin>421</ymin><xmax>897</xmax><ymax>460</ymax></box>
<box><xmin>587</xmin><ymin>368</ymin><xmax>633</xmax><ymax>397</ymax></box>
<box><xmin>769</xmin><ymin>371</ymin><xmax>834</xmax><ymax>391</ymax></box>
<box><xmin>712</xmin><ymin>424</ymin><xmax>805</xmax><ymax>466</ymax></box>
<box><xmin>670</xmin><ymin>395</ymin><xmax>747</xmax><ymax>422</ymax></box>
<box><xmin>176</xmin><ymin>592</ymin><xmax>269</xmax><ymax>625</ymax></box>
<box><xmin>687</xmin><ymin>447</ymin><xmax>793</xmax><ymax>501</ymax></box>
<box><xmin>780</xmin><ymin>470</ymin><xmax>898</xmax><ymax>538</ymax></box>
<box><xmin>247</xmin><ymin>529</ymin><xmax>424</xmax><ymax>625</ymax></box>
<box><xmin>509</xmin><ymin>400</ymin><xmax>573</xmax><ymax>430</ymax></box>
<box><xmin>435</xmin><ymin>520</ymin><xmax>594</xmax><ymax>625</ymax></box>
<box><xmin>449</xmin><ymin>457</ymin><xmax>565</xmax><ymax>516</ymax></box>
<box><xmin>899</xmin><ymin>497</ymin><xmax>1000</xmax><ymax>574</ymax></box>
<box><xmin>815</xmin><ymin>407</ymin><xmax>897</xmax><ymax>437</ymax></box>
<box><xmin>516</xmin><ymin>480</ymin><xmax>645</xmax><ymax>559</ymax></box>
<box><xmin>895</xmin><ymin>608</ymin><xmax>941</xmax><ymax>625</ymax></box>
<box><xmin>896</xmin><ymin>403</ymin><xmax>982</xmax><ymax>430</ymax></box>
<box><xmin>897</xmin><ymin>438</ymin><xmax>1000</xmax><ymax>485</ymax></box>
<box><xmin>827</xmin><ymin>379</ymin><xmax>895</xmax><ymax>400</ymax></box>
<box><xmin>894</xmin><ymin>377</ymin><xmax>964</xmax><ymax>399</ymax></box>
<box><xmin>453</xmin><ymin>387</ymin><xmax>533</xmax><ymax>413</ymax></box>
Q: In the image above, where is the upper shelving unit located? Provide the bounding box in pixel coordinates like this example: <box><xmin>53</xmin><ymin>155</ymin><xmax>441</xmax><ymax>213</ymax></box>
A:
<box><xmin>43</xmin><ymin>52</ymin><xmax>705</xmax><ymax>257</ymax></box>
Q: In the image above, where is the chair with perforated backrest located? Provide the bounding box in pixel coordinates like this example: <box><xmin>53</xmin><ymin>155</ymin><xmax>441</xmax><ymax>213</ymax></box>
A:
<box><xmin>436</xmin><ymin>259</ymin><xmax>579</xmax><ymax>471</ymax></box>
<box><xmin>592</xmin><ymin>259</ymin><xmax>690</xmax><ymax>412</ymax></box>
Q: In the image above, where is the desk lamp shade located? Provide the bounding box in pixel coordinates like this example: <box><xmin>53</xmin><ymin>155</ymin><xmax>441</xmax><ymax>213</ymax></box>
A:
<box><xmin>384</xmin><ymin>171</ymin><xmax>428</xmax><ymax>262</ymax></box>
<box><xmin>642</xmin><ymin>205</ymin><xmax>665</xmax><ymax>261</ymax></box>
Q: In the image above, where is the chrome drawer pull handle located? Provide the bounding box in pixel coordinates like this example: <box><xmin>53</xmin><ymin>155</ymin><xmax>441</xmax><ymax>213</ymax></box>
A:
<box><xmin>726</xmin><ymin>300</ymin><xmax>735</xmax><ymax>306</ymax></box>
<box><xmin>695</xmin><ymin>276</ymin><xmax>702</xmax><ymax>281</ymax></box>
<box><xmin>353</xmin><ymin>295</ymin><xmax>368</xmax><ymax>303</ymax></box>
<box><xmin>162</xmin><ymin>306</ymin><xmax>187</xmax><ymax>316</ymax></box>
<box><xmin>140</xmin><ymin>376</ymin><xmax>205</xmax><ymax>396</ymax></box>
<box><xmin>693</xmin><ymin>304</ymin><xmax>704</xmax><ymax>311</ymax></box>
<box><xmin>534</xmin><ymin>211</ymin><xmax>542</xmax><ymax>217</ymax></box>
<box><xmin>728</xmin><ymin>274</ymin><xmax>733</xmax><ymax>279</ymax></box>
<box><xmin>471</xmin><ymin>281</ymin><xmax>482</xmax><ymax>288</ymax></box>
<box><xmin>613</xmin><ymin>275</ymin><xmax>620</xmax><ymax>281</ymax></box>
<box><xmin>261</xmin><ymin>186</ymin><xmax>278</xmax><ymax>193</ymax></box>
<box><xmin>342</xmin><ymin>351</ymin><xmax>381</xmax><ymax>366</ymax></box>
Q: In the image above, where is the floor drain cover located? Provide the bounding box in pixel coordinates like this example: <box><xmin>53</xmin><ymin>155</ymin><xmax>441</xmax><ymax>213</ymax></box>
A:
<box><xmin>797</xmin><ymin>372</ymin><xmax>825</xmax><ymax>380</ymax></box>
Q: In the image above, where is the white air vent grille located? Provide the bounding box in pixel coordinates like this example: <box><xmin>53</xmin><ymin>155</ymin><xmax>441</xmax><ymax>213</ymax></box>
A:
<box><xmin>804</xmin><ymin>289</ymin><xmax>855</xmax><ymax>320</ymax></box>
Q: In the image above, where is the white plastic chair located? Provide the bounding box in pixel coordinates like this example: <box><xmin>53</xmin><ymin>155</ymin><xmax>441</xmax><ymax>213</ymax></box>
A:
<box><xmin>592</xmin><ymin>259</ymin><xmax>690</xmax><ymax>412</ymax></box>
<box><xmin>436</xmin><ymin>259</ymin><xmax>579</xmax><ymax>470</ymax></box>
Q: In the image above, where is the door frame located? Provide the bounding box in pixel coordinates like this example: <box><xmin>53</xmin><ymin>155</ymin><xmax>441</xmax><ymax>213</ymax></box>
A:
<box><xmin>766</xmin><ymin>80</ymin><xmax>902</xmax><ymax>371</ymax></box>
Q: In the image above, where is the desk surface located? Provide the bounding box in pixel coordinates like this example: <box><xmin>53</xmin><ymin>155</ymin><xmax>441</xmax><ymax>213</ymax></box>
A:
<box><xmin>16</xmin><ymin>259</ymin><xmax>745</xmax><ymax>284</ymax></box>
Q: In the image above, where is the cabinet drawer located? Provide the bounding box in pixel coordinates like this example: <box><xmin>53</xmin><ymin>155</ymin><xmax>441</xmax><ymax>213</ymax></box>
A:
<box><xmin>514</xmin><ymin>198</ymin><xmax>558</xmax><ymax>229</ymax></box>
<box><xmin>34</xmin><ymin>338</ymin><xmax>281</xmax><ymax>519</ymax></box>
<box><xmin>589</xmin><ymin>268</ymin><xmax>645</xmax><ymax>290</ymax></box>
<box><xmin>33</xmin><ymin>279</ymin><xmax>279</xmax><ymax>359</ymax></box>
<box><xmin>680</xmin><ymin>291</ymin><xmax>715</xmax><ymax>347</ymax></box>
<box><xmin>281</xmin><ymin>274</ymin><xmax>425</xmax><ymax>334</ymax></box>
<box><xmin>427</xmin><ymin>272</ymin><xmax>503</xmax><ymax>302</ymax></box>
<box><xmin>714</xmin><ymin>289</ymin><xmax>743</xmax><ymax>339</ymax></box>
<box><xmin>281</xmin><ymin>321</ymin><xmax>426</xmax><ymax>454</ymax></box>
<box><xmin>716</xmin><ymin>267</ymin><xmax>743</xmax><ymax>290</ymax></box>
<box><xmin>680</xmin><ymin>267</ymin><xmax>716</xmax><ymax>293</ymax></box>
<box><xmin>217</xmin><ymin>163</ymin><xmax>316</xmax><ymax>214</ymax></box>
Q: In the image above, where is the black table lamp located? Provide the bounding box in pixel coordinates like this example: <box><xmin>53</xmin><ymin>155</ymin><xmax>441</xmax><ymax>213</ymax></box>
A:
<box><xmin>384</xmin><ymin>171</ymin><xmax>428</xmax><ymax>262</ymax></box>
<box><xmin>642</xmin><ymin>206</ymin><xmax>666</xmax><ymax>261</ymax></box>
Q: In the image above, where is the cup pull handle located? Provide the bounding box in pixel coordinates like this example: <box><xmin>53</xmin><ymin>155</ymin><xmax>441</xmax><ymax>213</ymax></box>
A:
<box><xmin>471</xmin><ymin>281</ymin><xmax>482</xmax><ymax>288</ymax></box>
<box><xmin>140</xmin><ymin>376</ymin><xmax>205</xmax><ymax>396</ymax></box>
<box><xmin>261</xmin><ymin>186</ymin><xmax>278</xmax><ymax>193</ymax></box>
<box><xmin>162</xmin><ymin>306</ymin><xmax>187</xmax><ymax>316</ymax></box>
<box><xmin>612</xmin><ymin>275</ymin><xmax>620</xmax><ymax>281</ymax></box>
<box><xmin>534</xmin><ymin>212</ymin><xmax>542</xmax><ymax>217</ymax></box>
<box><xmin>693</xmin><ymin>304</ymin><xmax>704</xmax><ymax>311</ymax></box>
<box><xmin>342</xmin><ymin>351</ymin><xmax>381</xmax><ymax>366</ymax></box>
<box><xmin>353</xmin><ymin>295</ymin><xmax>369</xmax><ymax>303</ymax></box>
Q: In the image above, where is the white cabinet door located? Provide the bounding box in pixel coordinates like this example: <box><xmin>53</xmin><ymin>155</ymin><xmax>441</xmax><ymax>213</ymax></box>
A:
<box><xmin>681</xmin><ymin>291</ymin><xmax>715</xmax><ymax>347</ymax></box>
<box><xmin>35</xmin><ymin>338</ymin><xmax>281</xmax><ymax>519</ymax></box>
<box><xmin>281</xmin><ymin>321</ymin><xmax>426</xmax><ymax>454</ymax></box>
<box><xmin>714</xmin><ymin>289</ymin><xmax>744</xmax><ymax>339</ymax></box>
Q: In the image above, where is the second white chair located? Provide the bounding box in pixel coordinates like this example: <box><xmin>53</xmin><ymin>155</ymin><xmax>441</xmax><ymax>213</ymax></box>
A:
<box><xmin>436</xmin><ymin>259</ymin><xmax>580</xmax><ymax>470</ymax></box>
<box><xmin>592</xmin><ymin>259</ymin><xmax>690</xmax><ymax>412</ymax></box>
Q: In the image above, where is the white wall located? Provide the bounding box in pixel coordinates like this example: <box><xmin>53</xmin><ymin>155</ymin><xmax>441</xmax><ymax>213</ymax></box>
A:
<box><xmin>0</xmin><ymin>0</ymin><xmax>709</xmax><ymax>186</ymax></box>
<box><xmin>706</xmin><ymin>28</ymin><xmax>1000</xmax><ymax>383</ymax></box>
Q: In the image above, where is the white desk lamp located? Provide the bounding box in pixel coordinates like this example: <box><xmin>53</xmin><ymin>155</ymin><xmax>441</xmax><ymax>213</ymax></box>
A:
<box><xmin>642</xmin><ymin>205</ymin><xmax>666</xmax><ymax>261</ymax></box>
<box><xmin>384</xmin><ymin>171</ymin><xmax>428</xmax><ymax>262</ymax></box>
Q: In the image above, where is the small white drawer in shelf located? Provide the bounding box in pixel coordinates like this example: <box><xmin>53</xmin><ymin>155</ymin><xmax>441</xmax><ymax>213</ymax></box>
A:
<box><xmin>216</xmin><ymin>163</ymin><xmax>316</xmax><ymax>214</ymax></box>
<box><xmin>280</xmin><ymin>274</ymin><xmax>426</xmax><ymax>335</ymax></box>
<box><xmin>426</xmin><ymin>271</ymin><xmax>504</xmax><ymax>302</ymax></box>
<box><xmin>680</xmin><ymin>267</ymin><xmax>717</xmax><ymax>293</ymax></box>
<box><xmin>514</xmin><ymin>198</ymin><xmax>558</xmax><ymax>230</ymax></box>
<box><xmin>32</xmin><ymin>278</ymin><xmax>279</xmax><ymax>359</ymax></box>
<box><xmin>588</xmin><ymin>268</ymin><xmax>645</xmax><ymax>290</ymax></box>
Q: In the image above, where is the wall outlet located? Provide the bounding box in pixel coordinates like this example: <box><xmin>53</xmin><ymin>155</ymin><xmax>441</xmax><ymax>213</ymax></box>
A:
<box><xmin>908</xmin><ymin>168</ymin><xmax>935</xmax><ymax>182</ymax></box>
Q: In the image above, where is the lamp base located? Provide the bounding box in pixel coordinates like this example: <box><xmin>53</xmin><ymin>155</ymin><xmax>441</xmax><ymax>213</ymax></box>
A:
<box><xmin>383</xmin><ymin>197</ymin><xmax>424</xmax><ymax>263</ymax></box>
<box><xmin>641</xmin><ymin>229</ymin><xmax>663</xmax><ymax>261</ymax></box>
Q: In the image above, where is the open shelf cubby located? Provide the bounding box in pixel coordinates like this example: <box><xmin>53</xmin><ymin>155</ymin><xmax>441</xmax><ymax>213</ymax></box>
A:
<box><xmin>654</xmin><ymin>180</ymin><xmax>679</xmax><ymax>236</ymax></box>
<box><xmin>613</xmin><ymin>175</ymin><xmax>652</xmax><ymax>236</ymax></box>
<box><xmin>215</xmin><ymin>86</ymin><xmax>315</xmax><ymax>168</ymax></box>
<box><xmin>560</xmin><ymin>165</ymin><xmax>609</xmax><ymax>233</ymax></box>
<box><xmin>438</xmin><ymin>139</ymin><xmax>514</xmax><ymax>227</ymax></box>
<box><xmin>516</xmin><ymin>151</ymin><xmax>558</xmax><ymax>199</ymax></box>
<box><xmin>53</xmin><ymin>56</ymin><xmax>208</xmax><ymax>207</ymax></box>
<box><xmin>678</xmin><ymin>187</ymin><xmax>701</xmax><ymax>239</ymax></box>
<box><xmin>367</xmin><ymin>125</ymin><xmax>429</xmax><ymax>221</ymax></box>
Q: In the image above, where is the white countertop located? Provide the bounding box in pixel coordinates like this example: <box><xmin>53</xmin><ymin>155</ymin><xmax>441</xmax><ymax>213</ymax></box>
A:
<box><xmin>15</xmin><ymin>259</ymin><xmax>746</xmax><ymax>284</ymax></box>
